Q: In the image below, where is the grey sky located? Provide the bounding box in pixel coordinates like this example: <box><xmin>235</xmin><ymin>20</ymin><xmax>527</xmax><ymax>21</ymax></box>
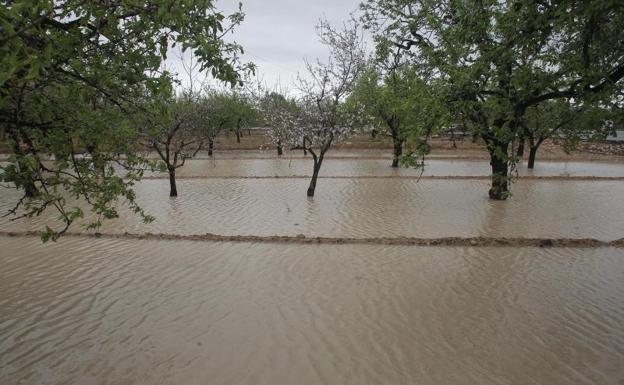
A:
<box><xmin>167</xmin><ymin>0</ymin><xmax>364</xmax><ymax>92</ymax></box>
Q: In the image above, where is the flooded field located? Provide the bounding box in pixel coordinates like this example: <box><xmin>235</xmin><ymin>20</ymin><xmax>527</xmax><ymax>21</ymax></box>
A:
<box><xmin>2</xmin><ymin>178</ymin><xmax>624</xmax><ymax>241</ymax></box>
<box><xmin>153</xmin><ymin>156</ymin><xmax>624</xmax><ymax>178</ymax></box>
<box><xmin>1</xmin><ymin>238</ymin><xmax>623</xmax><ymax>385</ymax></box>
<box><xmin>1</xmin><ymin>154</ymin><xmax>623</xmax><ymax>385</ymax></box>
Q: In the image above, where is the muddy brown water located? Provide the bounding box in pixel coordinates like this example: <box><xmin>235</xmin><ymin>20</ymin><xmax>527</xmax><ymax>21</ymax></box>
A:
<box><xmin>148</xmin><ymin>158</ymin><xmax>624</xmax><ymax>178</ymax></box>
<box><xmin>1</xmin><ymin>238</ymin><xmax>623</xmax><ymax>385</ymax></box>
<box><xmin>1</xmin><ymin>156</ymin><xmax>623</xmax><ymax>385</ymax></box>
<box><xmin>1</xmin><ymin>178</ymin><xmax>623</xmax><ymax>241</ymax></box>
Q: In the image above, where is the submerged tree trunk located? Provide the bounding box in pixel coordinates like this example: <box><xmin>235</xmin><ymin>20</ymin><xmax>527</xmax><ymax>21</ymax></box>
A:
<box><xmin>392</xmin><ymin>138</ymin><xmax>403</xmax><ymax>168</ymax></box>
<box><xmin>516</xmin><ymin>138</ymin><xmax>525</xmax><ymax>157</ymax></box>
<box><xmin>17</xmin><ymin>153</ymin><xmax>37</xmax><ymax>198</ymax></box>
<box><xmin>235</xmin><ymin>118</ymin><xmax>243</xmax><ymax>143</ymax></box>
<box><xmin>10</xmin><ymin>134</ymin><xmax>37</xmax><ymax>198</ymax></box>
<box><xmin>168</xmin><ymin>167</ymin><xmax>177</xmax><ymax>197</ymax></box>
<box><xmin>387</xmin><ymin>118</ymin><xmax>402</xmax><ymax>168</ymax></box>
<box><xmin>306</xmin><ymin>139</ymin><xmax>332</xmax><ymax>197</ymax></box>
<box><xmin>23</xmin><ymin>179</ymin><xmax>37</xmax><ymax>198</ymax></box>
<box><xmin>526</xmin><ymin>135</ymin><xmax>545</xmax><ymax>169</ymax></box>
<box><xmin>307</xmin><ymin>159</ymin><xmax>323</xmax><ymax>197</ymax></box>
<box><xmin>528</xmin><ymin>146</ymin><xmax>538</xmax><ymax>169</ymax></box>
<box><xmin>208</xmin><ymin>138</ymin><xmax>214</xmax><ymax>157</ymax></box>
<box><xmin>486</xmin><ymin>139</ymin><xmax>510</xmax><ymax>200</ymax></box>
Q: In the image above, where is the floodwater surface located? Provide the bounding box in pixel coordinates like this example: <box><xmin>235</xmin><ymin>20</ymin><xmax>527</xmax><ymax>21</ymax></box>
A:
<box><xmin>1</xmin><ymin>178</ymin><xmax>623</xmax><ymax>240</ymax></box>
<box><xmin>150</xmin><ymin>157</ymin><xmax>624</xmax><ymax>178</ymax></box>
<box><xmin>1</xmin><ymin>237</ymin><xmax>623</xmax><ymax>385</ymax></box>
<box><xmin>1</xmin><ymin>155</ymin><xmax>623</xmax><ymax>385</ymax></box>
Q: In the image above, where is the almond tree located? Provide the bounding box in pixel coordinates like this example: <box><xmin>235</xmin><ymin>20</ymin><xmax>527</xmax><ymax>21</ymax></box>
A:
<box><xmin>520</xmin><ymin>99</ymin><xmax>618</xmax><ymax>169</ymax></box>
<box><xmin>142</xmin><ymin>94</ymin><xmax>204</xmax><ymax>197</ymax></box>
<box><xmin>199</xmin><ymin>90</ymin><xmax>234</xmax><ymax>157</ymax></box>
<box><xmin>350</xmin><ymin>50</ymin><xmax>447</xmax><ymax>167</ymax></box>
<box><xmin>258</xmin><ymin>91</ymin><xmax>300</xmax><ymax>156</ymax></box>
<box><xmin>225</xmin><ymin>90</ymin><xmax>258</xmax><ymax>143</ymax></box>
<box><xmin>295</xmin><ymin>18</ymin><xmax>366</xmax><ymax>197</ymax></box>
<box><xmin>361</xmin><ymin>0</ymin><xmax>624</xmax><ymax>199</ymax></box>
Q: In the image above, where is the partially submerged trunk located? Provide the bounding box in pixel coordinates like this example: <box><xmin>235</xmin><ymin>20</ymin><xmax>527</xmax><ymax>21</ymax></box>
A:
<box><xmin>485</xmin><ymin>139</ymin><xmax>510</xmax><ymax>200</ymax></box>
<box><xmin>448</xmin><ymin>129</ymin><xmax>457</xmax><ymax>149</ymax></box>
<box><xmin>307</xmin><ymin>158</ymin><xmax>323</xmax><ymax>197</ymax></box>
<box><xmin>17</xmin><ymin>154</ymin><xmax>37</xmax><ymax>198</ymax></box>
<box><xmin>277</xmin><ymin>140</ymin><xmax>283</xmax><ymax>156</ymax></box>
<box><xmin>23</xmin><ymin>179</ymin><xmax>37</xmax><ymax>198</ymax></box>
<box><xmin>387</xmin><ymin>117</ymin><xmax>402</xmax><ymax>168</ymax></box>
<box><xmin>392</xmin><ymin>138</ymin><xmax>403</xmax><ymax>168</ymax></box>
<box><xmin>168</xmin><ymin>167</ymin><xmax>177</xmax><ymax>197</ymax></box>
<box><xmin>306</xmin><ymin>138</ymin><xmax>332</xmax><ymax>197</ymax></box>
<box><xmin>236</xmin><ymin>118</ymin><xmax>243</xmax><ymax>143</ymax></box>
<box><xmin>208</xmin><ymin>138</ymin><xmax>214</xmax><ymax>157</ymax></box>
<box><xmin>526</xmin><ymin>135</ymin><xmax>545</xmax><ymax>169</ymax></box>
<box><xmin>528</xmin><ymin>146</ymin><xmax>538</xmax><ymax>169</ymax></box>
<box><xmin>10</xmin><ymin>134</ymin><xmax>38</xmax><ymax>198</ymax></box>
<box><xmin>516</xmin><ymin>138</ymin><xmax>525</xmax><ymax>157</ymax></box>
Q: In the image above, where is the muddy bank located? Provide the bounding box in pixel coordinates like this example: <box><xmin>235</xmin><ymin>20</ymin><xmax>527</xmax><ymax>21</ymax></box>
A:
<box><xmin>2</xmin><ymin>230</ymin><xmax>621</xmax><ymax>248</ymax></box>
<box><xmin>577</xmin><ymin>141</ymin><xmax>624</xmax><ymax>156</ymax></box>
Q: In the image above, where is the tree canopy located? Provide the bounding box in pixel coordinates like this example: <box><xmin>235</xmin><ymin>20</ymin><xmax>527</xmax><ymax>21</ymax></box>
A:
<box><xmin>0</xmin><ymin>0</ymin><xmax>252</xmax><ymax>239</ymax></box>
<box><xmin>361</xmin><ymin>0</ymin><xmax>624</xmax><ymax>199</ymax></box>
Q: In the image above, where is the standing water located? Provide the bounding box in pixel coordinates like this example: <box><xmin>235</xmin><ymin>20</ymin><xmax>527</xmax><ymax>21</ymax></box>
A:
<box><xmin>1</xmin><ymin>155</ymin><xmax>623</xmax><ymax>385</ymax></box>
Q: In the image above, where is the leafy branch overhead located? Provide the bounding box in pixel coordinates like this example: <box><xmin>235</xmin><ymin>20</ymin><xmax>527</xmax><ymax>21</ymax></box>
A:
<box><xmin>0</xmin><ymin>0</ymin><xmax>253</xmax><ymax>240</ymax></box>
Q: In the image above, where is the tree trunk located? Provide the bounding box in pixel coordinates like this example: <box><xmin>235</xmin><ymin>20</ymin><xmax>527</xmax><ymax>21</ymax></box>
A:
<box><xmin>448</xmin><ymin>129</ymin><xmax>457</xmax><ymax>149</ymax></box>
<box><xmin>277</xmin><ymin>141</ymin><xmax>283</xmax><ymax>156</ymax></box>
<box><xmin>208</xmin><ymin>138</ymin><xmax>214</xmax><ymax>157</ymax></box>
<box><xmin>528</xmin><ymin>146</ymin><xmax>538</xmax><ymax>169</ymax></box>
<box><xmin>307</xmin><ymin>159</ymin><xmax>322</xmax><ymax>197</ymax></box>
<box><xmin>306</xmin><ymin>143</ymin><xmax>330</xmax><ymax>197</ymax></box>
<box><xmin>236</xmin><ymin>118</ymin><xmax>242</xmax><ymax>143</ymax></box>
<box><xmin>168</xmin><ymin>168</ymin><xmax>177</xmax><ymax>197</ymax></box>
<box><xmin>24</xmin><ymin>180</ymin><xmax>37</xmax><ymax>198</ymax></box>
<box><xmin>11</xmin><ymin>137</ymin><xmax>37</xmax><ymax>197</ymax></box>
<box><xmin>516</xmin><ymin>138</ymin><xmax>525</xmax><ymax>157</ymax></box>
<box><xmin>392</xmin><ymin>138</ymin><xmax>403</xmax><ymax>168</ymax></box>
<box><xmin>371</xmin><ymin>129</ymin><xmax>377</xmax><ymax>139</ymax></box>
<box><xmin>486</xmin><ymin>141</ymin><xmax>510</xmax><ymax>200</ymax></box>
<box><xmin>302</xmin><ymin>138</ymin><xmax>307</xmax><ymax>156</ymax></box>
<box><xmin>18</xmin><ymin>155</ymin><xmax>37</xmax><ymax>198</ymax></box>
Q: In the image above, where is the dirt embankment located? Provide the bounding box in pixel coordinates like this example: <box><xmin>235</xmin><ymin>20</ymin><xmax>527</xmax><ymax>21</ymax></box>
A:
<box><xmin>213</xmin><ymin>131</ymin><xmax>624</xmax><ymax>158</ymax></box>
<box><xmin>1</xmin><ymin>230</ymin><xmax>622</xmax><ymax>248</ymax></box>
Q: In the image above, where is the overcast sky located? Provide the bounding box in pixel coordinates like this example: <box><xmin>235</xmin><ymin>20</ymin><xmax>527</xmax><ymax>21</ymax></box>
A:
<box><xmin>167</xmin><ymin>0</ymin><xmax>365</xmax><ymax>92</ymax></box>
